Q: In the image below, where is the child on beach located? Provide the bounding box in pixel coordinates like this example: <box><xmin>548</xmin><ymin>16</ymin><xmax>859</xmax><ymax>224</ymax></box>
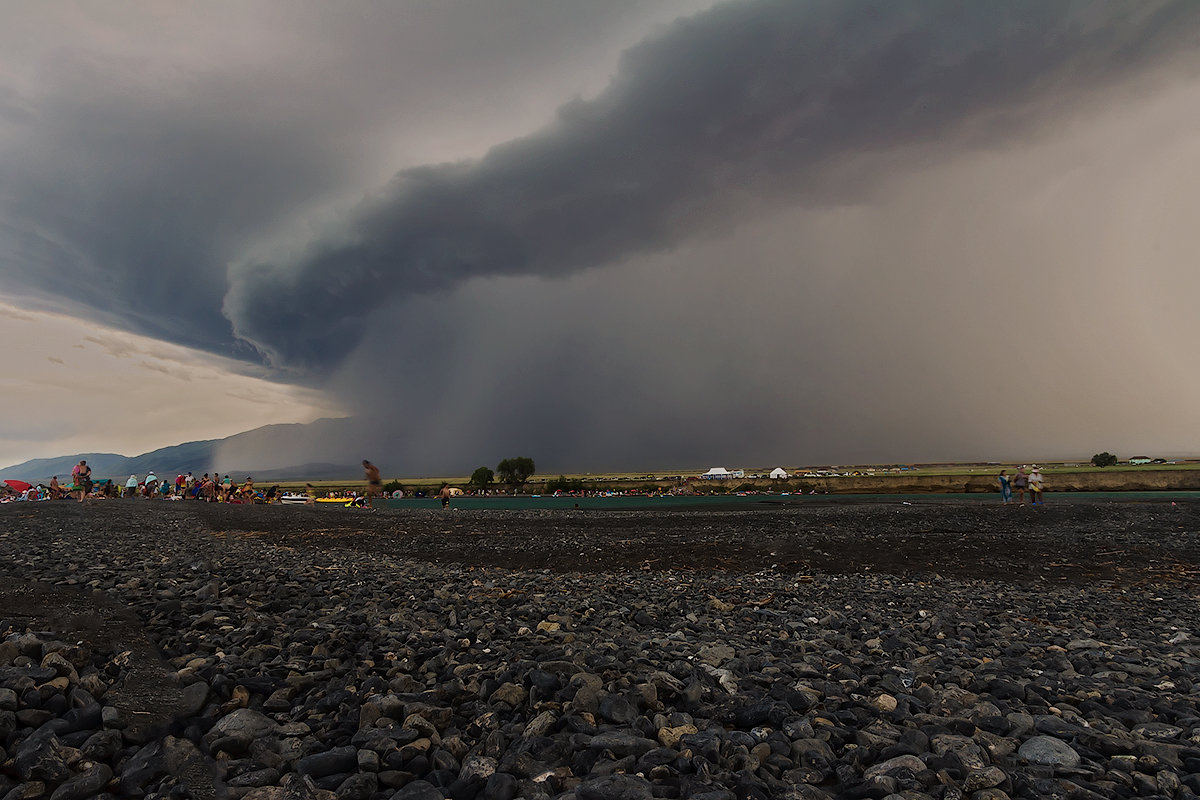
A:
<box><xmin>998</xmin><ymin>470</ymin><xmax>1012</xmax><ymax>504</ymax></box>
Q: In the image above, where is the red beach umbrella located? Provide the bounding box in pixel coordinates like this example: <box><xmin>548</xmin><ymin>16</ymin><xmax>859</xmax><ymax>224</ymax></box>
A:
<box><xmin>3</xmin><ymin>479</ymin><xmax>32</xmax><ymax>493</ymax></box>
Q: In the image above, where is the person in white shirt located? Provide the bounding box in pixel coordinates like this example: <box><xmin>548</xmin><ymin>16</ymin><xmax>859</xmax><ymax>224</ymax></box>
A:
<box><xmin>1028</xmin><ymin>466</ymin><xmax>1045</xmax><ymax>505</ymax></box>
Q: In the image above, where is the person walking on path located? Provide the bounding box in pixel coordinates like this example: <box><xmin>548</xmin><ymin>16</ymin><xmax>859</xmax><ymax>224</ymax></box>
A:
<box><xmin>1029</xmin><ymin>466</ymin><xmax>1045</xmax><ymax>505</ymax></box>
<box><xmin>998</xmin><ymin>470</ymin><xmax>1012</xmax><ymax>504</ymax></box>
<box><xmin>71</xmin><ymin>460</ymin><xmax>92</xmax><ymax>503</ymax></box>
<box><xmin>362</xmin><ymin>460</ymin><xmax>382</xmax><ymax>509</ymax></box>
<box><xmin>1012</xmin><ymin>466</ymin><xmax>1029</xmax><ymax>505</ymax></box>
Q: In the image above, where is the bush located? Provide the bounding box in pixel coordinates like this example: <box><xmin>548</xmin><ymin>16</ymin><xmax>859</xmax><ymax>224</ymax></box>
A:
<box><xmin>382</xmin><ymin>480</ymin><xmax>405</xmax><ymax>494</ymax></box>
<box><xmin>1091</xmin><ymin>452</ymin><xmax>1118</xmax><ymax>468</ymax></box>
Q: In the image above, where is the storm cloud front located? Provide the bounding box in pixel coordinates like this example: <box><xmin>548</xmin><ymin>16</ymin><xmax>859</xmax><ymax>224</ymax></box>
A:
<box><xmin>3</xmin><ymin>1</ymin><xmax>1200</xmax><ymax>473</ymax></box>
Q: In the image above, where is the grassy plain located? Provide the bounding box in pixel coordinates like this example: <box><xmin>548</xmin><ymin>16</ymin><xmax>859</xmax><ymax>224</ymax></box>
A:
<box><xmin>273</xmin><ymin>460</ymin><xmax>1200</xmax><ymax>495</ymax></box>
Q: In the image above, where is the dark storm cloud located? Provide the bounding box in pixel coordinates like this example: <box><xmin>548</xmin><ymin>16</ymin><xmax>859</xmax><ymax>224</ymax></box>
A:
<box><xmin>226</xmin><ymin>0</ymin><xmax>1200</xmax><ymax>369</ymax></box>
<box><xmin>0</xmin><ymin>55</ymin><xmax>355</xmax><ymax>357</ymax></box>
<box><xmin>0</xmin><ymin>1</ymin><xmax>703</xmax><ymax>362</ymax></box>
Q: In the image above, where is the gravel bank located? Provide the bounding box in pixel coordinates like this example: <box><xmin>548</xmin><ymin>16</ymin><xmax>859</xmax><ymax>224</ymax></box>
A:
<box><xmin>1</xmin><ymin>500</ymin><xmax>1199</xmax><ymax>800</ymax></box>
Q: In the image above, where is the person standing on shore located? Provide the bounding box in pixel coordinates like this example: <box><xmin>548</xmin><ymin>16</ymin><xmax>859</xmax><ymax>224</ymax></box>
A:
<box><xmin>71</xmin><ymin>460</ymin><xmax>91</xmax><ymax>503</ymax></box>
<box><xmin>437</xmin><ymin>482</ymin><xmax>453</xmax><ymax>509</ymax></box>
<box><xmin>305</xmin><ymin>483</ymin><xmax>317</xmax><ymax>506</ymax></box>
<box><xmin>362</xmin><ymin>460</ymin><xmax>382</xmax><ymax>509</ymax></box>
<box><xmin>1012</xmin><ymin>466</ymin><xmax>1029</xmax><ymax>505</ymax></box>
<box><xmin>1029</xmin><ymin>466</ymin><xmax>1045</xmax><ymax>505</ymax></box>
<box><xmin>997</xmin><ymin>470</ymin><xmax>1012</xmax><ymax>504</ymax></box>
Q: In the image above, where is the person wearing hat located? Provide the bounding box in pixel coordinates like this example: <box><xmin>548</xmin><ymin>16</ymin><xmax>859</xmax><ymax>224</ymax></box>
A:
<box><xmin>125</xmin><ymin>474</ymin><xmax>138</xmax><ymax>498</ymax></box>
<box><xmin>1029</xmin><ymin>466</ymin><xmax>1045</xmax><ymax>505</ymax></box>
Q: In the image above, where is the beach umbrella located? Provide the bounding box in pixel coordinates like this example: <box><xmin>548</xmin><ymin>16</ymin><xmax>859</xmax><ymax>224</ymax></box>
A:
<box><xmin>3</xmin><ymin>479</ymin><xmax>32</xmax><ymax>493</ymax></box>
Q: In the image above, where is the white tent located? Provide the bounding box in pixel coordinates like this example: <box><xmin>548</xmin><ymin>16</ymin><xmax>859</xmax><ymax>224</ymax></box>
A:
<box><xmin>770</xmin><ymin>467</ymin><xmax>789</xmax><ymax>479</ymax></box>
<box><xmin>701</xmin><ymin>467</ymin><xmax>734</xmax><ymax>479</ymax></box>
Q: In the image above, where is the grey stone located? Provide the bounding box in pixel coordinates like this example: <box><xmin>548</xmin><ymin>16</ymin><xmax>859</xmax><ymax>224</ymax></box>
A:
<box><xmin>588</xmin><ymin>732</ymin><xmax>657</xmax><ymax>756</ymax></box>
<box><xmin>48</xmin><ymin>763</ymin><xmax>113</xmax><ymax>800</ymax></box>
<box><xmin>14</xmin><ymin>733</ymin><xmax>74</xmax><ymax>783</ymax></box>
<box><xmin>577</xmin><ymin>774</ymin><xmax>654</xmax><ymax>800</ymax></box>
<box><xmin>2</xmin><ymin>783</ymin><xmax>48</xmax><ymax>800</ymax></box>
<box><xmin>963</xmin><ymin>766</ymin><xmax>1008</xmax><ymax>792</ymax></box>
<box><xmin>864</xmin><ymin>754</ymin><xmax>926</xmax><ymax>779</ymax></box>
<box><xmin>178</xmin><ymin>681</ymin><xmax>209</xmax><ymax>716</ymax></box>
<box><xmin>298</xmin><ymin>745</ymin><xmax>358</xmax><ymax>777</ymax></box>
<box><xmin>1018</xmin><ymin>736</ymin><xmax>1081</xmax><ymax>768</ymax></box>
<box><xmin>459</xmin><ymin>755</ymin><xmax>497</xmax><ymax>782</ymax></box>
<box><xmin>336</xmin><ymin>772</ymin><xmax>377</xmax><ymax>800</ymax></box>
<box><xmin>209</xmin><ymin>708</ymin><xmax>279</xmax><ymax>740</ymax></box>
<box><xmin>114</xmin><ymin>740</ymin><xmax>165</xmax><ymax>794</ymax></box>
<box><xmin>389</xmin><ymin>779</ymin><xmax>444</xmax><ymax>800</ymax></box>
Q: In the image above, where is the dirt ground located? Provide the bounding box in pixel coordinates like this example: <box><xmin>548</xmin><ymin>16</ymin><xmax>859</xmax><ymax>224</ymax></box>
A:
<box><xmin>171</xmin><ymin>498</ymin><xmax>1200</xmax><ymax>586</ymax></box>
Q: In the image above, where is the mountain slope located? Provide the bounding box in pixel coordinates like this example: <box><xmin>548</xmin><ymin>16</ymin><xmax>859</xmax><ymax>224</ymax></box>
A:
<box><xmin>0</xmin><ymin>418</ymin><xmax>360</xmax><ymax>483</ymax></box>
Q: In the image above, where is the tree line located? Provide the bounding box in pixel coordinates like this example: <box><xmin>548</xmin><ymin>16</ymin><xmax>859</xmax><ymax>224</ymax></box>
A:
<box><xmin>469</xmin><ymin>457</ymin><xmax>535</xmax><ymax>491</ymax></box>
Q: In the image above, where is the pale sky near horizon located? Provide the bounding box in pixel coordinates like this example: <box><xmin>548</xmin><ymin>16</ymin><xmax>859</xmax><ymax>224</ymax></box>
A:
<box><xmin>3</xmin><ymin>1</ymin><xmax>1200</xmax><ymax>474</ymax></box>
<box><xmin>0</xmin><ymin>301</ymin><xmax>341</xmax><ymax>467</ymax></box>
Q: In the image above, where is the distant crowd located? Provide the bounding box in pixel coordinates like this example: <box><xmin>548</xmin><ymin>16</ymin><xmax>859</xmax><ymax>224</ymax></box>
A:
<box><xmin>0</xmin><ymin>460</ymin><xmax>284</xmax><ymax>504</ymax></box>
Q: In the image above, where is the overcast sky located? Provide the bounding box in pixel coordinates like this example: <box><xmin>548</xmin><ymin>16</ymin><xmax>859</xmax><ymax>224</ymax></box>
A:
<box><xmin>3</xmin><ymin>1</ymin><xmax>1199</xmax><ymax>474</ymax></box>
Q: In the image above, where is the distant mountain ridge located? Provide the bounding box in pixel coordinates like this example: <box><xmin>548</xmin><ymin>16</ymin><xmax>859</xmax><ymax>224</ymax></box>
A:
<box><xmin>0</xmin><ymin>419</ymin><xmax>361</xmax><ymax>483</ymax></box>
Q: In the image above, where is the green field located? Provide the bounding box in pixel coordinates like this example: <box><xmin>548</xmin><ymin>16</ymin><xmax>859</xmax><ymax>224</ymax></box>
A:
<box><xmin>273</xmin><ymin>460</ymin><xmax>1200</xmax><ymax>495</ymax></box>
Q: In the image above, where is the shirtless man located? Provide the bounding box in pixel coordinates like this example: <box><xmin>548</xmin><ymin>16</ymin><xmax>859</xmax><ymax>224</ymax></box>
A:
<box><xmin>362</xmin><ymin>460</ymin><xmax>382</xmax><ymax>509</ymax></box>
<box><xmin>48</xmin><ymin>476</ymin><xmax>63</xmax><ymax>499</ymax></box>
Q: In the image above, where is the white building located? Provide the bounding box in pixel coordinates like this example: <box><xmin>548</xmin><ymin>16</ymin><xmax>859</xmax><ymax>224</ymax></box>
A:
<box><xmin>770</xmin><ymin>467</ymin><xmax>789</xmax><ymax>479</ymax></box>
<box><xmin>701</xmin><ymin>467</ymin><xmax>744</xmax><ymax>480</ymax></box>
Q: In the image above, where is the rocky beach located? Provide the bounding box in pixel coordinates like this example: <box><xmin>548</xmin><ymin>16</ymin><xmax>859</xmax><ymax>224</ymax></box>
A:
<box><xmin>1</xmin><ymin>500</ymin><xmax>1199</xmax><ymax>800</ymax></box>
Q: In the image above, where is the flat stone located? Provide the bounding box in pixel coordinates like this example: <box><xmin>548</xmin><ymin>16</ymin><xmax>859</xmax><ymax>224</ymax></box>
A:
<box><xmin>1018</xmin><ymin>736</ymin><xmax>1081</xmax><ymax>768</ymax></box>
<box><xmin>48</xmin><ymin>763</ymin><xmax>112</xmax><ymax>800</ymax></box>
<box><xmin>577</xmin><ymin>774</ymin><xmax>655</xmax><ymax>800</ymax></box>
<box><xmin>389</xmin><ymin>779</ymin><xmax>445</xmax><ymax>800</ymax></box>
<box><xmin>297</xmin><ymin>745</ymin><xmax>358</xmax><ymax>778</ymax></box>
<box><xmin>209</xmin><ymin>708</ymin><xmax>279</xmax><ymax>740</ymax></box>
<box><xmin>864</xmin><ymin>754</ymin><xmax>926</xmax><ymax>780</ymax></box>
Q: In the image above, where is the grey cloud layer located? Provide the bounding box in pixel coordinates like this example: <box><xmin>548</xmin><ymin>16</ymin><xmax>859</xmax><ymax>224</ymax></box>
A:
<box><xmin>0</xmin><ymin>1</ymin><xmax>700</xmax><ymax>361</ymax></box>
<box><xmin>224</xmin><ymin>0</ymin><xmax>1200</xmax><ymax>369</ymax></box>
<box><xmin>4</xmin><ymin>1</ymin><xmax>1200</xmax><ymax>471</ymax></box>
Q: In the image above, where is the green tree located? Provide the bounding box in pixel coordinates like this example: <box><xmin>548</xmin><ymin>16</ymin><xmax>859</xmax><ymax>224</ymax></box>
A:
<box><xmin>497</xmin><ymin>456</ymin><xmax>535</xmax><ymax>488</ymax></box>
<box><xmin>468</xmin><ymin>466</ymin><xmax>494</xmax><ymax>491</ymax></box>
<box><xmin>1091</xmin><ymin>452</ymin><xmax>1118</xmax><ymax>467</ymax></box>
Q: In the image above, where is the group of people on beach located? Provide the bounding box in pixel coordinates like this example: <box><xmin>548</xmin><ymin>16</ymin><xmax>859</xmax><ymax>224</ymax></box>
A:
<box><xmin>997</xmin><ymin>465</ymin><xmax>1045</xmax><ymax>505</ymax></box>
